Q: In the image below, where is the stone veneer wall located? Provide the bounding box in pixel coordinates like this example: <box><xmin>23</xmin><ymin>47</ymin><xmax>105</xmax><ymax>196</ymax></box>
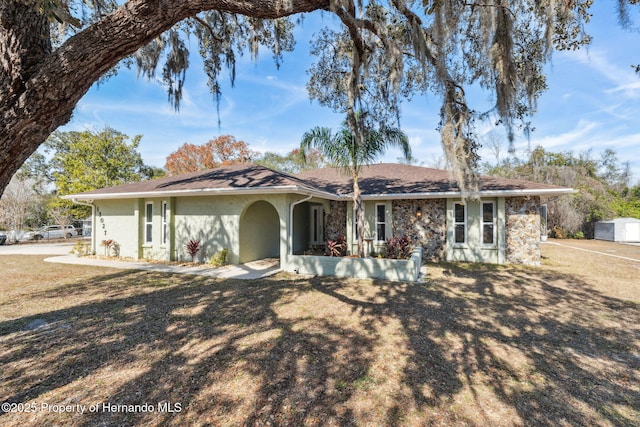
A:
<box><xmin>325</xmin><ymin>200</ymin><xmax>347</xmax><ymax>241</ymax></box>
<box><xmin>392</xmin><ymin>199</ymin><xmax>446</xmax><ymax>261</ymax></box>
<box><xmin>505</xmin><ymin>196</ymin><xmax>541</xmax><ymax>265</ymax></box>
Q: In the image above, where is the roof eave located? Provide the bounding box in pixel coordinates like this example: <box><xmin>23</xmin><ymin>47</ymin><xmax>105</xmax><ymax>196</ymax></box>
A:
<box><xmin>358</xmin><ymin>188</ymin><xmax>575</xmax><ymax>200</ymax></box>
<box><xmin>65</xmin><ymin>185</ymin><xmax>574</xmax><ymax>203</ymax></box>
<box><xmin>64</xmin><ymin>185</ymin><xmax>341</xmax><ymax>202</ymax></box>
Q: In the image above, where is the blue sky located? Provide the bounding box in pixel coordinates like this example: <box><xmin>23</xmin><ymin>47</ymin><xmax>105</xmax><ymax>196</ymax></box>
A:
<box><xmin>62</xmin><ymin>4</ymin><xmax>640</xmax><ymax>184</ymax></box>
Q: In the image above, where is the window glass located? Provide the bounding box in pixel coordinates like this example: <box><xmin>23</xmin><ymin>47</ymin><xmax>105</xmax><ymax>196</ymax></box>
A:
<box><xmin>455</xmin><ymin>224</ymin><xmax>466</xmax><ymax>244</ymax></box>
<box><xmin>376</xmin><ymin>204</ymin><xmax>386</xmax><ymax>241</ymax></box>
<box><xmin>454</xmin><ymin>203</ymin><xmax>466</xmax><ymax>244</ymax></box>
<box><xmin>483</xmin><ymin>202</ymin><xmax>493</xmax><ymax>222</ymax></box>
<box><xmin>353</xmin><ymin>207</ymin><xmax>358</xmax><ymax>240</ymax></box>
<box><xmin>162</xmin><ymin>201</ymin><xmax>168</xmax><ymax>245</ymax></box>
<box><xmin>455</xmin><ymin>203</ymin><xmax>465</xmax><ymax>223</ymax></box>
<box><xmin>145</xmin><ymin>203</ymin><xmax>153</xmax><ymax>243</ymax></box>
<box><xmin>482</xmin><ymin>202</ymin><xmax>495</xmax><ymax>245</ymax></box>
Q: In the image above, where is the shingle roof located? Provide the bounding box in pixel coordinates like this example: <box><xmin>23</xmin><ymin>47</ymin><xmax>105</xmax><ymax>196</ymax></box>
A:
<box><xmin>67</xmin><ymin>162</ymin><xmax>572</xmax><ymax>200</ymax></box>
<box><xmin>296</xmin><ymin>163</ymin><xmax>570</xmax><ymax>197</ymax></box>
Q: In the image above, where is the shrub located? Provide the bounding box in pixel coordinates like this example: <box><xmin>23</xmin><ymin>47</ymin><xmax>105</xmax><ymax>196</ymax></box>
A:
<box><xmin>71</xmin><ymin>241</ymin><xmax>91</xmax><ymax>256</ymax></box>
<box><xmin>209</xmin><ymin>248</ymin><xmax>228</xmax><ymax>267</ymax></box>
<box><xmin>111</xmin><ymin>241</ymin><xmax>120</xmax><ymax>257</ymax></box>
<box><xmin>325</xmin><ymin>235</ymin><xmax>347</xmax><ymax>257</ymax></box>
<box><xmin>184</xmin><ymin>239</ymin><xmax>202</xmax><ymax>262</ymax></box>
<box><xmin>383</xmin><ymin>236</ymin><xmax>412</xmax><ymax>259</ymax></box>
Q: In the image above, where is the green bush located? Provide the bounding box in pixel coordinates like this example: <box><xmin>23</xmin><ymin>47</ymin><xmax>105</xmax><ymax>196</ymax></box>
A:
<box><xmin>210</xmin><ymin>248</ymin><xmax>228</xmax><ymax>267</ymax></box>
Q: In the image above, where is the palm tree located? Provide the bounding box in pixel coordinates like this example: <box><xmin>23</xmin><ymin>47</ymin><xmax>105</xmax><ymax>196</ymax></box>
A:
<box><xmin>300</xmin><ymin>118</ymin><xmax>412</xmax><ymax>257</ymax></box>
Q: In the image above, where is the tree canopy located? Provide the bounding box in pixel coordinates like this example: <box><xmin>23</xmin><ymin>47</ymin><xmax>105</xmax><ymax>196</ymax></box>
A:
<box><xmin>1</xmin><ymin>0</ymin><xmax>638</xmax><ymax>197</ymax></box>
<box><xmin>256</xmin><ymin>148</ymin><xmax>327</xmax><ymax>174</ymax></box>
<box><xmin>164</xmin><ymin>135</ymin><xmax>256</xmax><ymax>176</ymax></box>
<box><xmin>21</xmin><ymin>127</ymin><xmax>156</xmax><ymax>218</ymax></box>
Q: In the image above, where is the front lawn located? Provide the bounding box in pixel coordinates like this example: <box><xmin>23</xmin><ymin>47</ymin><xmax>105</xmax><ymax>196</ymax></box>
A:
<box><xmin>0</xmin><ymin>247</ymin><xmax>638</xmax><ymax>426</ymax></box>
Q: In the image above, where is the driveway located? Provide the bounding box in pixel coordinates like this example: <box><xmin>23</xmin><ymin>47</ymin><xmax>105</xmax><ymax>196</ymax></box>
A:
<box><xmin>0</xmin><ymin>241</ymin><xmax>76</xmax><ymax>255</ymax></box>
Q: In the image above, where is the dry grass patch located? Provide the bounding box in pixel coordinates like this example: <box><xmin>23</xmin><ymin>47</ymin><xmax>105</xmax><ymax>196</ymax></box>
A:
<box><xmin>0</xmin><ymin>254</ymin><xmax>639</xmax><ymax>426</ymax></box>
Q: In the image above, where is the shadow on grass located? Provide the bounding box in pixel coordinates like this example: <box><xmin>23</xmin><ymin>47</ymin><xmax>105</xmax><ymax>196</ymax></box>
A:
<box><xmin>0</xmin><ymin>262</ymin><xmax>638</xmax><ymax>426</ymax></box>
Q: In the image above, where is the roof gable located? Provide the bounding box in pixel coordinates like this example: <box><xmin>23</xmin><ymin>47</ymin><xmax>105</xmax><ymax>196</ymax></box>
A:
<box><xmin>69</xmin><ymin>163</ymin><xmax>330</xmax><ymax>199</ymax></box>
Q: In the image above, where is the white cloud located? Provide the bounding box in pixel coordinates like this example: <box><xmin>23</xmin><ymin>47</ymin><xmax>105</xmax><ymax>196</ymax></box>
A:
<box><xmin>529</xmin><ymin>120</ymin><xmax>601</xmax><ymax>150</ymax></box>
<box><xmin>566</xmin><ymin>48</ymin><xmax>640</xmax><ymax>99</ymax></box>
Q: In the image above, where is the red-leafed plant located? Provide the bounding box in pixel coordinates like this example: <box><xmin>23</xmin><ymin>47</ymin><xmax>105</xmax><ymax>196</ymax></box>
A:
<box><xmin>383</xmin><ymin>236</ymin><xmax>412</xmax><ymax>259</ymax></box>
<box><xmin>326</xmin><ymin>235</ymin><xmax>347</xmax><ymax>257</ymax></box>
<box><xmin>184</xmin><ymin>239</ymin><xmax>202</xmax><ymax>262</ymax></box>
<box><xmin>101</xmin><ymin>239</ymin><xmax>114</xmax><ymax>257</ymax></box>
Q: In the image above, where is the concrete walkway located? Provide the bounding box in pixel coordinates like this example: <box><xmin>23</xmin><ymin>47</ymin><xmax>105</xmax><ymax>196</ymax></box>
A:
<box><xmin>42</xmin><ymin>254</ymin><xmax>282</xmax><ymax>280</ymax></box>
<box><xmin>1</xmin><ymin>241</ymin><xmax>281</xmax><ymax>279</ymax></box>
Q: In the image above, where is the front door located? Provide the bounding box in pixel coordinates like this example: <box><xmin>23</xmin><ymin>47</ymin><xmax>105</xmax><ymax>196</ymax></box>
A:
<box><xmin>309</xmin><ymin>206</ymin><xmax>325</xmax><ymax>246</ymax></box>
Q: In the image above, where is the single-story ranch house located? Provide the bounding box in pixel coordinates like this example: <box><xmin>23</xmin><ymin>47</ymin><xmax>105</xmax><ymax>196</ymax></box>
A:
<box><xmin>65</xmin><ymin>163</ymin><xmax>572</xmax><ymax>278</ymax></box>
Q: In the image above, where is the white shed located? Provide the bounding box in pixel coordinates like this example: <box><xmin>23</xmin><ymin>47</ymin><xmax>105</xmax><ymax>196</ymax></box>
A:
<box><xmin>594</xmin><ymin>218</ymin><xmax>640</xmax><ymax>242</ymax></box>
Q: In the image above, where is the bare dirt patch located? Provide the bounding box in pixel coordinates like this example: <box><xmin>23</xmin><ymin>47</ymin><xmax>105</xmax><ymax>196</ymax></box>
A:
<box><xmin>1</xmin><ymin>254</ymin><xmax>638</xmax><ymax>426</ymax></box>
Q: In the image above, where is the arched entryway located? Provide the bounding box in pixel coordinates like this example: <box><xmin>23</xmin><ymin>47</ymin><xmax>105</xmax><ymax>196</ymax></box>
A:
<box><xmin>239</xmin><ymin>200</ymin><xmax>280</xmax><ymax>263</ymax></box>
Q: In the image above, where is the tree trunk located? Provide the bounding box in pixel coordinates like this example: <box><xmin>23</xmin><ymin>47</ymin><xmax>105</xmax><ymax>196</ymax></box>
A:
<box><xmin>353</xmin><ymin>173</ymin><xmax>365</xmax><ymax>258</ymax></box>
<box><xmin>0</xmin><ymin>0</ymin><xmax>329</xmax><ymax>197</ymax></box>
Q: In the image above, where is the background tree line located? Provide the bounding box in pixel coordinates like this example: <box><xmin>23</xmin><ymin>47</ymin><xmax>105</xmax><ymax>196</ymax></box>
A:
<box><xmin>482</xmin><ymin>145</ymin><xmax>640</xmax><ymax>239</ymax></box>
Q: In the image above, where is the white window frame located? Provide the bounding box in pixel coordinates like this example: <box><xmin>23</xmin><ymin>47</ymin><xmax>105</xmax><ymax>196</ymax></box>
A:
<box><xmin>375</xmin><ymin>203</ymin><xmax>386</xmax><ymax>242</ymax></box>
<box><xmin>161</xmin><ymin>201</ymin><xmax>168</xmax><ymax>246</ymax></box>
<box><xmin>454</xmin><ymin>202</ymin><xmax>467</xmax><ymax>245</ymax></box>
<box><xmin>145</xmin><ymin>202</ymin><xmax>153</xmax><ymax>244</ymax></box>
<box><xmin>481</xmin><ymin>201</ymin><xmax>497</xmax><ymax>247</ymax></box>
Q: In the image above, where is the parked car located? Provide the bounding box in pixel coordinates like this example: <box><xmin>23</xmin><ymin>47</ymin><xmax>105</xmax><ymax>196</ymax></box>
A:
<box><xmin>0</xmin><ymin>231</ymin><xmax>7</xmax><ymax>245</ymax></box>
<box><xmin>23</xmin><ymin>225</ymin><xmax>78</xmax><ymax>240</ymax></box>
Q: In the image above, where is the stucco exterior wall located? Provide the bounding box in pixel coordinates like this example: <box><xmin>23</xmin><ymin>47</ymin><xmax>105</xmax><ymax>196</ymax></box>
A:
<box><xmin>174</xmin><ymin>194</ymin><xmax>289</xmax><ymax>264</ymax></box>
<box><xmin>96</xmin><ymin>194</ymin><xmax>289</xmax><ymax>265</ymax></box>
<box><xmin>94</xmin><ymin>199</ymin><xmax>141</xmax><ymax>259</ymax></box>
<box><xmin>173</xmin><ymin>195</ymin><xmax>240</xmax><ymax>263</ymax></box>
<box><xmin>505</xmin><ymin>196</ymin><xmax>541</xmax><ymax>265</ymax></box>
<box><xmin>392</xmin><ymin>199</ymin><xmax>446</xmax><ymax>261</ymax></box>
<box><xmin>445</xmin><ymin>198</ymin><xmax>505</xmax><ymax>264</ymax></box>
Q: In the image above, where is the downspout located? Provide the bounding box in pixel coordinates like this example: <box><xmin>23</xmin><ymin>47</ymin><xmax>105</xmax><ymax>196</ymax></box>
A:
<box><xmin>288</xmin><ymin>194</ymin><xmax>313</xmax><ymax>259</ymax></box>
<box><xmin>71</xmin><ymin>198</ymin><xmax>96</xmax><ymax>255</ymax></box>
